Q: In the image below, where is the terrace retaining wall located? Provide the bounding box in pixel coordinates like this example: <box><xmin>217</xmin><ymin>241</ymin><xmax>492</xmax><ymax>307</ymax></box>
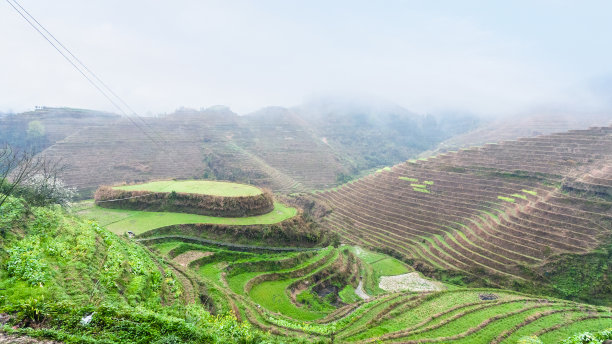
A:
<box><xmin>94</xmin><ymin>185</ymin><xmax>274</xmax><ymax>217</ymax></box>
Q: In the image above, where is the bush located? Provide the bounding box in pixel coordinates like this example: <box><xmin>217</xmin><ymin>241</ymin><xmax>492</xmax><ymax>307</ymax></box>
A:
<box><xmin>6</xmin><ymin>237</ymin><xmax>48</xmax><ymax>286</ymax></box>
<box><xmin>0</xmin><ymin>196</ymin><xmax>26</xmax><ymax>235</ymax></box>
<box><xmin>560</xmin><ymin>328</ymin><xmax>612</xmax><ymax>344</ymax></box>
<box><xmin>17</xmin><ymin>174</ymin><xmax>75</xmax><ymax>207</ymax></box>
<box><xmin>14</xmin><ymin>296</ymin><xmax>48</xmax><ymax>324</ymax></box>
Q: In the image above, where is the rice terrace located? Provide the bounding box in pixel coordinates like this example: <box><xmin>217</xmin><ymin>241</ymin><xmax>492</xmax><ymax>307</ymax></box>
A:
<box><xmin>2</xmin><ymin>1</ymin><xmax>612</xmax><ymax>343</ymax></box>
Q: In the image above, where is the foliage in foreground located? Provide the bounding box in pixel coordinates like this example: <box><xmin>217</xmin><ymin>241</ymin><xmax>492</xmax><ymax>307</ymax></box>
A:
<box><xmin>0</xmin><ymin>195</ymin><xmax>287</xmax><ymax>343</ymax></box>
<box><xmin>557</xmin><ymin>328</ymin><xmax>612</xmax><ymax>344</ymax></box>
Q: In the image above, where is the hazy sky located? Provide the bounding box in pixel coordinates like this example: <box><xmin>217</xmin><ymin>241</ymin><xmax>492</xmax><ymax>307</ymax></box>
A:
<box><xmin>2</xmin><ymin>0</ymin><xmax>612</xmax><ymax>116</ymax></box>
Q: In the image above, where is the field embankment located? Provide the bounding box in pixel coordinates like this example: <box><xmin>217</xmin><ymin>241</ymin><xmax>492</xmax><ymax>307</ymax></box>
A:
<box><xmin>95</xmin><ymin>180</ymin><xmax>274</xmax><ymax>217</ymax></box>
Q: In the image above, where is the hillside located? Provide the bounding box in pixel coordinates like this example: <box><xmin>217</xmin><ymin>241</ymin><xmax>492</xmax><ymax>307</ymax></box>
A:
<box><xmin>34</xmin><ymin>103</ymin><xmax>479</xmax><ymax>197</ymax></box>
<box><xmin>144</xmin><ymin>240</ymin><xmax>612</xmax><ymax>343</ymax></box>
<box><xmin>2</xmin><ymin>132</ymin><xmax>611</xmax><ymax>343</ymax></box>
<box><xmin>295</xmin><ymin>98</ymin><xmax>480</xmax><ymax>171</ymax></box>
<box><xmin>0</xmin><ymin>107</ymin><xmax>119</xmax><ymax>154</ymax></box>
<box><xmin>0</xmin><ymin>196</ymin><xmax>285</xmax><ymax>343</ymax></box>
<box><xmin>4</xmin><ymin>195</ymin><xmax>608</xmax><ymax>343</ymax></box>
<box><xmin>313</xmin><ymin>125</ymin><xmax>612</xmax><ymax>304</ymax></box>
<box><xmin>424</xmin><ymin>112</ymin><xmax>612</xmax><ymax>156</ymax></box>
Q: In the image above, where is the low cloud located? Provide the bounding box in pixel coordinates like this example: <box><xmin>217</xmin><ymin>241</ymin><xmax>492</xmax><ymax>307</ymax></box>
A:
<box><xmin>1</xmin><ymin>1</ymin><xmax>612</xmax><ymax>117</ymax></box>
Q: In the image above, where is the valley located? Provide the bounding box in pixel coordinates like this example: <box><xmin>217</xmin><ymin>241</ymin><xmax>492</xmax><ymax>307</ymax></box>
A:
<box><xmin>0</xmin><ymin>109</ymin><xmax>610</xmax><ymax>343</ymax></box>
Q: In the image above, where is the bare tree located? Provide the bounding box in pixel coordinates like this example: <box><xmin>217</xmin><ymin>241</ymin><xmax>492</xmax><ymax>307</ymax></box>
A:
<box><xmin>0</xmin><ymin>144</ymin><xmax>69</xmax><ymax>208</ymax></box>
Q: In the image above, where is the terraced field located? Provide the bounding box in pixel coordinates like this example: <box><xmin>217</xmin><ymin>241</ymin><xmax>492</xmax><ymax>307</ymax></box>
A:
<box><xmin>59</xmin><ymin>122</ymin><xmax>612</xmax><ymax>343</ymax></box>
<box><xmin>34</xmin><ymin>105</ymin><xmax>495</xmax><ymax>197</ymax></box>
<box><xmin>74</xmin><ymin>200</ymin><xmax>297</xmax><ymax>235</ymax></box>
<box><xmin>314</xmin><ymin>126</ymin><xmax>612</xmax><ymax>291</ymax></box>
<box><xmin>41</xmin><ymin>108</ymin><xmax>347</xmax><ymax>196</ymax></box>
<box><xmin>113</xmin><ymin>179</ymin><xmax>264</xmax><ymax>196</ymax></box>
<box><xmin>143</xmin><ymin>240</ymin><xmax>611</xmax><ymax>343</ymax></box>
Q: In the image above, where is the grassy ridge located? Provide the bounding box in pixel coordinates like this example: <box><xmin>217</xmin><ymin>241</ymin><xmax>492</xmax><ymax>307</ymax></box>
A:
<box><xmin>75</xmin><ymin>201</ymin><xmax>297</xmax><ymax>234</ymax></box>
<box><xmin>0</xmin><ymin>196</ymin><xmax>281</xmax><ymax>343</ymax></box>
<box><xmin>114</xmin><ymin>180</ymin><xmax>263</xmax><ymax>196</ymax></box>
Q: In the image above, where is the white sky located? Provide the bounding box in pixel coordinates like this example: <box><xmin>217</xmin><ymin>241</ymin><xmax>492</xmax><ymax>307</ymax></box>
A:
<box><xmin>2</xmin><ymin>0</ymin><xmax>612</xmax><ymax>116</ymax></box>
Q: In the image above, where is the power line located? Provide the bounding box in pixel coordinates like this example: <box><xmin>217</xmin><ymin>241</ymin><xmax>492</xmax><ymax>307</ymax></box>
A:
<box><xmin>6</xmin><ymin>0</ymin><xmax>184</xmax><ymax>200</ymax></box>
<box><xmin>13</xmin><ymin>0</ymin><xmax>167</xmax><ymax>143</ymax></box>
<box><xmin>6</xmin><ymin>0</ymin><xmax>177</xmax><ymax>159</ymax></box>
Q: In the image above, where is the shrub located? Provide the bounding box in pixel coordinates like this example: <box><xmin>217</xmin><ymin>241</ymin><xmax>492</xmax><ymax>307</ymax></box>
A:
<box><xmin>14</xmin><ymin>296</ymin><xmax>48</xmax><ymax>324</ymax></box>
<box><xmin>0</xmin><ymin>196</ymin><xmax>26</xmax><ymax>235</ymax></box>
<box><xmin>560</xmin><ymin>328</ymin><xmax>612</xmax><ymax>344</ymax></box>
<box><xmin>6</xmin><ymin>237</ymin><xmax>48</xmax><ymax>286</ymax></box>
<box><xmin>17</xmin><ymin>174</ymin><xmax>75</xmax><ymax>207</ymax></box>
<box><xmin>94</xmin><ymin>186</ymin><xmax>274</xmax><ymax>217</ymax></box>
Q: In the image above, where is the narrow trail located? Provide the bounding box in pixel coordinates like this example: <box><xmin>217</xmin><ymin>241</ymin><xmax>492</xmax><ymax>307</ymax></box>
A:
<box><xmin>137</xmin><ymin>235</ymin><xmax>320</xmax><ymax>252</ymax></box>
<box><xmin>170</xmin><ymin>264</ymin><xmax>197</xmax><ymax>304</ymax></box>
<box><xmin>355</xmin><ymin>277</ymin><xmax>370</xmax><ymax>300</ymax></box>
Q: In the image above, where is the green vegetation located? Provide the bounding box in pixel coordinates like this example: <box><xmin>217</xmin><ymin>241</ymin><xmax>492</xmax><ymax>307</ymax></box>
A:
<box><xmin>4</xmin><ymin>194</ymin><xmax>610</xmax><ymax>343</ymax></box>
<box><xmin>497</xmin><ymin>195</ymin><xmax>516</xmax><ymax>203</ymax></box>
<box><xmin>336</xmin><ymin>172</ymin><xmax>354</xmax><ymax>184</ymax></box>
<box><xmin>522</xmin><ymin>189</ymin><xmax>538</xmax><ymax>196</ymax></box>
<box><xmin>424</xmin><ymin>180</ymin><xmax>434</xmax><ymax>185</ymax></box>
<box><xmin>371</xmin><ymin>257</ymin><xmax>412</xmax><ymax>276</ymax></box>
<box><xmin>558</xmin><ymin>327</ymin><xmax>612</xmax><ymax>344</ymax></box>
<box><xmin>414</xmin><ymin>187</ymin><xmax>431</xmax><ymax>193</ymax></box>
<box><xmin>114</xmin><ymin>180</ymin><xmax>263</xmax><ymax>197</ymax></box>
<box><xmin>399</xmin><ymin>176</ymin><xmax>419</xmax><ymax>182</ymax></box>
<box><xmin>0</xmin><ymin>196</ymin><xmax>277</xmax><ymax>343</ymax></box>
<box><xmin>540</xmin><ymin>242</ymin><xmax>612</xmax><ymax>305</ymax></box>
<box><xmin>512</xmin><ymin>193</ymin><xmax>528</xmax><ymax>200</ymax></box>
<box><xmin>350</xmin><ymin>246</ymin><xmax>411</xmax><ymax>295</ymax></box>
<box><xmin>250</xmin><ymin>280</ymin><xmax>326</xmax><ymax>321</ymax></box>
<box><xmin>75</xmin><ymin>201</ymin><xmax>297</xmax><ymax>235</ymax></box>
<box><xmin>338</xmin><ymin>285</ymin><xmax>359</xmax><ymax>303</ymax></box>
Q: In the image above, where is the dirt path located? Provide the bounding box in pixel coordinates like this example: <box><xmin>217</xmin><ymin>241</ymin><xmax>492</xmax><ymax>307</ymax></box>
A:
<box><xmin>173</xmin><ymin>250</ymin><xmax>214</xmax><ymax>267</ymax></box>
<box><xmin>0</xmin><ymin>332</ymin><xmax>60</xmax><ymax>343</ymax></box>
<box><xmin>169</xmin><ymin>264</ymin><xmax>197</xmax><ymax>304</ymax></box>
<box><xmin>355</xmin><ymin>278</ymin><xmax>370</xmax><ymax>300</ymax></box>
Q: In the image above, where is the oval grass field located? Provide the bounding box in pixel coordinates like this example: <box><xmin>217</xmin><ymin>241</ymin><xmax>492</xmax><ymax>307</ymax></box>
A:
<box><xmin>113</xmin><ymin>180</ymin><xmax>263</xmax><ymax>197</ymax></box>
<box><xmin>75</xmin><ymin>201</ymin><xmax>297</xmax><ymax>235</ymax></box>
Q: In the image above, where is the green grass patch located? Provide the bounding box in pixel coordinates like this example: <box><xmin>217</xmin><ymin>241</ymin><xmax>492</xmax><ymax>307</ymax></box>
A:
<box><xmin>399</xmin><ymin>177</ymin><xmax>419</xmax><ymax>182</ymax></box>
<box><xmin>522</xmin><ymin>189</ymin><xmax>538</xmax><ymax>196</ymax></box>
<box><xmin>504</xmin><ymin>311</ymin><xmax>599</xmax><ymax>343</ymax></box>
<box><xmin>113</xmin><ymin>179</ymin><xmax>263</xmax><ymax>196</ymax></box>
<box><xmin>539</xmin><ymin>317</ymin><xmax>612</xmax><ymax>343</ymax></box>
<box><xmin>371</xmin><ymin>258</ymin><xmax>411</xmax><ymax>276</ymax></box>
<box><xmin>497</xmin><ymin>196</ymin><xmax>515</xmax><ymax>203</ymax></box>
<box><xmin>339</xmin><ymin>285</ymin><xmax>359</xmax><ymax>304</ymax></box>
<box><xmin>398</xmin><ymin>301</ymin><xmax>533</xmax><ymax>340</ymax></box>
<box><xmin>511</xmin><ymin>193</ymin><xmax>528</xmax><ymax>200</ymax></box>
<box><xmin>411</xmin><ymin>184</ymin><xmax>426</xmax><ymax>188</ymax></box>
<box><xmin>351</xmin><ymin>246</ymin><xmax>411</xmax><ymax>295</ymax></box>
<box><xmin>152</xmin><ymin>241</ymin><xmax>182</xmax><ymax>256</ymax></box>
<box><xmin>198</xmin><ymin>263</ymin><xmax>224</xmax><ymax>284</ymax></box>
<box><xmin>250</xmin><ymin>279</ymin><xmax>327</xmax><ymax>321</ymax></box>
<box><xmin>76</xmin><ymin>202</ymin><xmax>297</xmax><ymax>235</ymax></box>
<box><xmin>414</xmin><ymin>187</ymin><xmax>431</xmax><ymax>193</ymax></box>
<box><xmin>424</xmin><ymin>180</ymin><xmax>434</xmax><ymax>185</ymax></box>
<box><xmin>349</xmin><ymin>291</ymin><xmax>500</xmax><ymax>340</ymax></box>
<box><xmin>352</xmin><ymin>247</ymin><xmax>393</xmax><ymax>265</ymax></box>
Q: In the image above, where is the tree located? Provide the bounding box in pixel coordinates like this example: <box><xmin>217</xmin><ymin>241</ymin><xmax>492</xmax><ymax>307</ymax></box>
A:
<box><xmin>0</xmin><ymin>144</ymin><xmax>72</xmax><ymax>208</ymax></box>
